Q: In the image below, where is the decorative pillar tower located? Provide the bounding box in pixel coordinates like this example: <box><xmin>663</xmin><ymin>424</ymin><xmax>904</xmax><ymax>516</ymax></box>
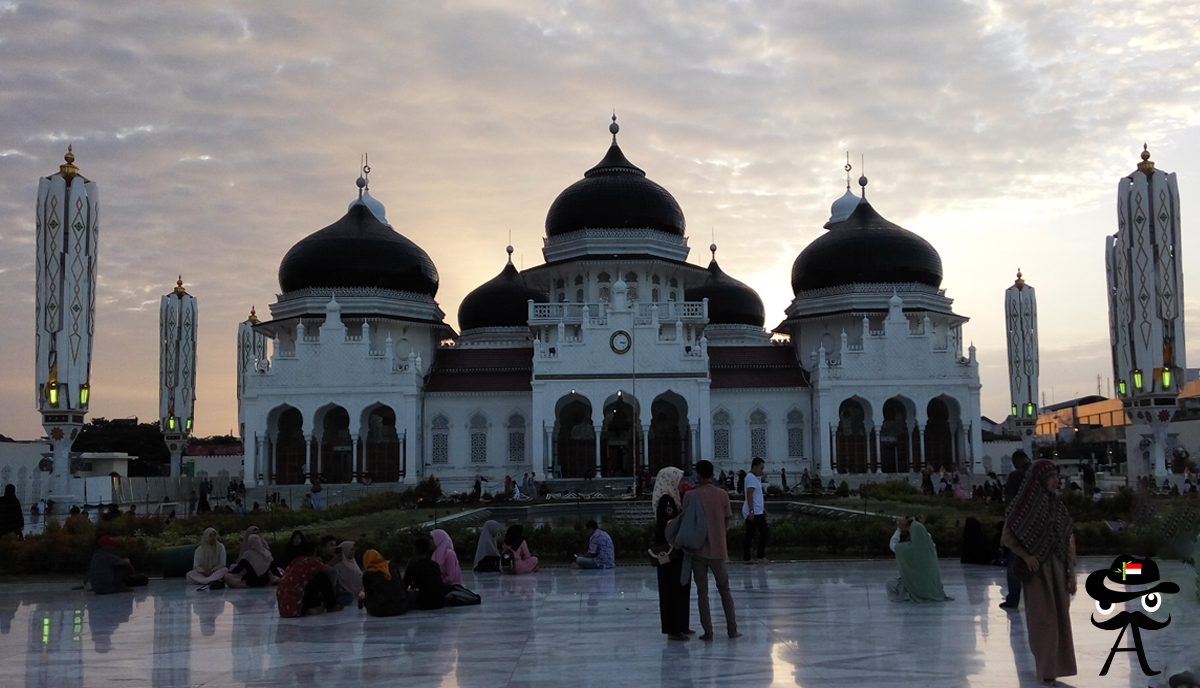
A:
<box><xmin>1005</xmin><ymin>270</ymin><xmax>1039</xmax><ymax>455</ymax></box>
<box><xmin>237</xmin><ymin>307</ymin><xmax>268</xmax><ymax>487</ymax></box>
<box><xmin>160</xmin><ymin>277</ymin><xmax>198</xmax><ymax>478</ymax></box>
<box><xmin>34</xmin><ymin>146</ymin><xmax>98</xmax><ymax>509</ymax></box>
<box><xmin>1105</xmin><ymin>145</ymin><xmax>1186</xmax><ymax>478</ymax></box>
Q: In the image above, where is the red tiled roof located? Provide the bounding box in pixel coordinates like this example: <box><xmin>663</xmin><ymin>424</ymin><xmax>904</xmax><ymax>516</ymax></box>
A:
<box><xmin>708</xmin><ymin>346</ymin><xmax>809</xmax><ymax>389</ymax></box>
<box><xmin>425</xmin><ymin>347</ymin><xmax>533</xmax><ymax>393</ymax></box>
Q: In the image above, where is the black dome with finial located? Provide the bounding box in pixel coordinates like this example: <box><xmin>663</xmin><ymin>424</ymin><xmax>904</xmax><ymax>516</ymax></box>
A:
<box><xmin>685</xmin><ymin>247</ymin><xmax>765</xmax><ymax>327</ymax></box>
<box><xmin>545</xmin><ymin>116</ymin><xmax>686</xmax><ymax>238</ymax></box>
<box><xmin>458</xmin><ymin>248</ymin><xmax>548</xmax><ymax>331</ymax></box>
<box><xmin>279</xmin><ymin>203</ymin><xmax>439</xmax><ymax>296</ymax></box>
<box><xmin>791</xmin><ymin>195</ymin><xmax>942</xmax><ymax>294</ymax></box>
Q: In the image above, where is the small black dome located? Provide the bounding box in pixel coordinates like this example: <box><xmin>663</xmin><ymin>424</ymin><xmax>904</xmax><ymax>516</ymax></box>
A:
<box><xmin>279</xmin><ymin>203</ymin><xmax>439</xmax><ymax>296</ymax></box>
<box><xmin>545</xmin><ymin>143</ymin><xmax>686</xmax><ymax>237</ymax></box>
<box><xmin>685</xmin><ymin>259</ymin><xmax>765</xmax><ymax>327</ymax></box>
<box><xmin>458</xmin><ymin>260</ymin><xmax>548</xmax><ymax>331</ymax></box>
<box><xmin>791</xmin><ymin>200</ymin><xmax>942</xmax><ymax>293</ymax></box>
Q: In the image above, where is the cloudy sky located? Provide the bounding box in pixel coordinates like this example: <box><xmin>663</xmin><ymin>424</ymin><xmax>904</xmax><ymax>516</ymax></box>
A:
<box><xmin>2</xmin><ymin>0</ymin><xmax>1200</xmax><ymax>441</ymax></box>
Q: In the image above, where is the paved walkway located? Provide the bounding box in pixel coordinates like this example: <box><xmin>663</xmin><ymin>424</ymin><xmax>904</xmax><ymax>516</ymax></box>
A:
<box><xmin>0</xmin><ymin>557</ymin><xmax>1196</xmax><ymax>687</ymax></box>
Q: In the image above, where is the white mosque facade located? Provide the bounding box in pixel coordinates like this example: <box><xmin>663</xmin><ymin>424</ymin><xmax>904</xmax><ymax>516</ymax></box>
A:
<box><xmin>236</xmin><ymin>123</ymin><xmax>984</xmax><ymax>488</ymax></box>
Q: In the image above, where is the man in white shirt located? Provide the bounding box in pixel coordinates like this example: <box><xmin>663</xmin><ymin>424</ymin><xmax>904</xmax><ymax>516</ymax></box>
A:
<box><xmin>742</xmin><ymin>457</ymin><xmax>768</xmax><ymax>564</ymax></box>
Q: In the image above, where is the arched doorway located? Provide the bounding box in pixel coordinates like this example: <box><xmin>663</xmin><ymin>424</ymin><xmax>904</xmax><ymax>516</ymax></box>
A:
<box><xmin>836</xmin><ymin>398</ymin><xmax>870</xmax><ymax>474</ymax></box>
<box><xmin>318</xmin><ymin>406</ymin><xmax>352</xmax><ymax>484</ymax></box>
<box><xmin>554</xmin><ymin>398</ymin><xmax>594</xmax><ymax>478</ymax></box>
<box><xmin>924</xmin><ymin>398</ymin><xmax>954</xmax><ymax>471</ymax></box>
<box><xmin>880</xmin><ymin>398</ymin><xmax>912</xmax><ymax>473</ymax></box>
<box><xmin>601</xmin><ymin>394</ymin><xmax>640</xmax><ymax>477</ymax></box>
<box><xmin>649</xmin><ymin>393</ymin><xmax>689</xmax><ymax>474</ymax></box>
<box><xmin>364</xmin><ymin>405</ymin><xmax>401</xmax><ymax>483</ymax></box>
<box><xmin>273</xmin><ymin>407</ymin><xmax>305</xmax><ymax>485</ymax></box>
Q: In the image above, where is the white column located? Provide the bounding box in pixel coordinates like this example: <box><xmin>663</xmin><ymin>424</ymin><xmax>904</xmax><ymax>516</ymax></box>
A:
<box><xmin>641</xmin><ymin>424</ymin><xmax>650</xmax><ymax>472</ymax></box>
<box><xmin>304</xmin><ymin>434</ymin><xmax>313</xmax><ymax>485</ymax></box>
<box><xmin>594</xmin><ymin>424</ymin><xmax>603</xmax><ymax>475</ymax></box>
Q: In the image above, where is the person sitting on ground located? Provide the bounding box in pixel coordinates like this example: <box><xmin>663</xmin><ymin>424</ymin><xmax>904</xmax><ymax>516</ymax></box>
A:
<box><xmin>83</xmin><ymin>536</ymin><xmax>149</xmax><ymax>594</ymax></box>
<box><xmin>474</xmin><ymin>520</ymin><xmax>503</xmax><ymax>572</ymax></box>
<box><xmin>333</xmin><ymin>541</ymin><xmax>363</xmax><ymax>605</ymax></box>
<box><xmin>573</xmin><ymin>519</ymin><xmax>615</xmax><ymax>570</ymax></box>
<box><xmin>501</xmin><ymin>524</ymin><xmax>539</xmax><ymax>574</ymax></box>
<box><xmin>277</xmin><ymin>530</ymin><xmax>307</xmax><ymax>572</ymax></box>
<box><xmin>430</xmin><ymin>529</ymin><xmax>462</xmax><ymax>586</ymax></box>
<box><xmin>225</xmin><ymin>533</ymin><xmax>279</xmax><ymax>588</ymax></box>
<box><xmin>188</xmin><ymin>528</ymin><xmax>230</xmax><ymax>589</ymax></box>
<box><xmin>403</xmin><ymin>536</ymin><xmax>447</xmax><ymax>610</ymax></box>
<box><xmin>359</xmin><ymin>549</ymin><xmax>408</xmax><ymax>616</ymax></box>
<box><xmin>276</xmin><ymin>540</ymin><xmax>341</xmax><ymax>617</ymax></box>
<box><xmin>887</xmin><ymin>516</ymin><xmax>952</xmax><ymax>603</ymax></box>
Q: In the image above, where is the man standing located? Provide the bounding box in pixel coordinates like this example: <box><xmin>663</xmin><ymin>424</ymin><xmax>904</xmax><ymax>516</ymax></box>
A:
<box><xmin>742</xmin><ymin>457</ymin><xmax>768</xmax><ymax>564</ymax></box>
<box><xmin>572</xmin><ymin>520</ymin><xmax>615</xmax><ymax>569</ymax></box>
<box><xmin>690</xmin><ymin>460</ymin><xmax>740</xmax><ymax>640</ymax></box>
<box><xmin>999</xmin><ymin>449</ymin><xmax>1031</xmax><ymax>611</ymax></box>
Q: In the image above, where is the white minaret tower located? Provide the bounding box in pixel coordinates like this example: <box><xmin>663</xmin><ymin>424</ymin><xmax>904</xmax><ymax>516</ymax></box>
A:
<box><xmin>1106</xmin><ymin>144</ymin><xmax>1186</xmax><ymax>478</ymax></box>
<box><xmin>34</xmin><ymin>146</ymin><xmax>98</xmax><ymax>509</ymax></box>
<box><xmin>1005</xmin><ymin>269</ymin><xmax>1039</xmax><ymax>455</ymax></box>
<box><xmin>236</xmin><ymin>306</ymin><xmax>268</xmax><ymax>487</ymax></box>
<box><xmin>160</xmin><ymin>276</ymin><xmax>198</xmax><ymax>477</ymax></box>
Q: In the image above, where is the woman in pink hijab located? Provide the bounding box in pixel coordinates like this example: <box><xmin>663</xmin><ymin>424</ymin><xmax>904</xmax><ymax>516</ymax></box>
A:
<box><xmin>430</xmin><ymin>529</ymin><xmax>462</xmax><ymax>586</ymax></box>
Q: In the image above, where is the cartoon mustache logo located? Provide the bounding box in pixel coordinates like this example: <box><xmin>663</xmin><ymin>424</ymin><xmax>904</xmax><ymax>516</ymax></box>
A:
<box><xmin>1091</xmin><ymin>609</ymin><xmax>1171</xmax><ymax>631</ymax></box>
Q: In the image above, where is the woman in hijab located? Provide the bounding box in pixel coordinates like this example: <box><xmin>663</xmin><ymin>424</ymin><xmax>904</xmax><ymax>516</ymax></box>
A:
<box><xmin>473</xmin><ymin>520</ymin><xmax>502</xmax><ymax>572</ymax></box>
<box><xmin>1002</xmin><ymin>459</ymin><xmax>1076</xmax><ymax>686</ymax></box>
<box><xmin>0</xmin><ymin>484</ymin><xmax>23</xmax><ymax>540</ymax></box>
<box><xmin>225</xmin><ymin>533</ymin><xmax>277</xmax><ymax>588</ymax></box>
<box><xmin>501</xmin><ymin>524</ymin><xmax>539</xmax><ymax>574</ymax></box>
<box><xmin>430</xmin><ymin>530</ymin><xmax>462</xmax><ymax>586</ymax></box>
<box><xmin>333</xmin><ymin>541</ymin><xmax>363</xmax><ymax>603</ymax></box>
<box><xmin>188</xmin><ymin>528</ymin><xmax>229</xmax><ymax>587</ymax></box>
<box><xmin>651</xmin><ymin>467</ymin><xmax>692</xmax><ymax>641</ymax></box>
<box><xmin>359</xmin><ymin>549</ymin><xmax>407</xmax><ymax>617</ymax></box>
<box><xmin>278</xmin><ymin>530</ymin><xmax>307</xmax><ymax>571</ymax></box>
<box><xmin>887</xmin><ymin>517</ymin><xmax>952</xmax><ymax>603</ymax></box>
<box><xmin>238</xmin><ymin>526</ymin><xmax>260</xmax><ymax>559</ymax></box>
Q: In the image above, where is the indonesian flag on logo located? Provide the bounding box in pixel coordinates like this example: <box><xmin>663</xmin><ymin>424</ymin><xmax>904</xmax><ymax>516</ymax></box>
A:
<box><xmin>1121</xmin><ymin>562</ymin><xmax>1142</xmax><ymax>579</ymax></box>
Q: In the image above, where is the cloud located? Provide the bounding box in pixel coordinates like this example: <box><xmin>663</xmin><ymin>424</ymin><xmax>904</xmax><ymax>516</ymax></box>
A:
<box><xmin>1</xmin><ymin>0</ymin><xmax>1200</xmax><ymax>438</ymax></box>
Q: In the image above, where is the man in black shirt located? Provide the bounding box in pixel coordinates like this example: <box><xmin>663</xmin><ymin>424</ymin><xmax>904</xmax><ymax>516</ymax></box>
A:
<box><xmin>403</xmin><ymin>536</ymin><xmax>445</xmax><ymax>610</ymax></box>
<box><xmin>999</xmin><ymin>450</ymin><xmax>1031</xmax><ymax>611</ymax></box>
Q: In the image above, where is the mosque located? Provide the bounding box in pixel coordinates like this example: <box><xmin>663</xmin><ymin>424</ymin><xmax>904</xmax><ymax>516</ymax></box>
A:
<box><xmin>235</xmin><ymin>119</ymin><xmax>983</xmax><ymax>489</ymax></box>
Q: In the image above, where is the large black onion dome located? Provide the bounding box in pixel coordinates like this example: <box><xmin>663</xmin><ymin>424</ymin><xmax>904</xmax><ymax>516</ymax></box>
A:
<box><xmin>458</xmin><ymin>259</ymin><xmax>548</xmax><ymax>331</ymax></box>
<box><xmin>279</xmin><ymin>203</ymin><xmax>439</xmax><ymax>296</ymax></box>
<box><xmin>545</xmin><ymin>143</ymin><xmax>686</xmax><ymax>237</ymax></box>
<box><xmin>791</xmin><ymin>200</ymin><xmax>942</xmax><ymax>293</ymax></box>
<box><xmin>685</xmin><ymin>259</ymin><xmax>765</xmax><ymax>327</ymax></box>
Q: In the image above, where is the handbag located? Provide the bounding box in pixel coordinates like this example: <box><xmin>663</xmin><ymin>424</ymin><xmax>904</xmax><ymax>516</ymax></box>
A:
<box><xmin>647</xmin><ymin>543</ymin><xmax>675</xmax><ymax>566</ymax></box>
<box><xmin>666</xmin><ymin>491</ymin><xmax>707</xmax><ymax>551</ymax></box>
<box><xmin>444</xmin><ymin>584</ymin><xmax>482</xmax><ymax>606</ymax></box>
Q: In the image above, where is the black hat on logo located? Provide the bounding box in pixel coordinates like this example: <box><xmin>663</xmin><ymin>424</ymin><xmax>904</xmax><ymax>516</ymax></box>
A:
<box><xmin>1086</xmin><ymin>555</ymin><xmax>1180</xmax><ymax>604</ymax></box>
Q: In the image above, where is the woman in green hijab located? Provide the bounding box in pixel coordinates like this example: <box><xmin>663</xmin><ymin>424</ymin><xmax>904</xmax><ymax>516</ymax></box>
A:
<box><xmin>887</xmin><ymin>517</ymin><xmax>952</xmax><ymax>603</ymax></box>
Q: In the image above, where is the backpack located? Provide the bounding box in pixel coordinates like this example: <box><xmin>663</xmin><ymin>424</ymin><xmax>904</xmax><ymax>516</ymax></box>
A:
<box><xmin>666</xmin><ymin>490</ymin><xmax>708</xmax><ymax>551</ymax></box>
<box><xmin>444</xmin><ymin>584</ymin><xmax>482</xmax><ymax>606</ymax></box>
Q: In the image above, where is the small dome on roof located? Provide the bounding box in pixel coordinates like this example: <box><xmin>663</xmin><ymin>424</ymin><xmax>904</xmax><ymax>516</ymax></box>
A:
<box><xmin>458</xmin><ymin>256</ymin><xmax>548</xmax><ymax>331</ymax></box>
<box><xmin>349</xmin><ymin>190</ymin><xmax>387</xmax><ymax>224</ymax></box>
<box><xmin>685</xmin><ymin>259</ymin><xmax>765</xmax><ymax>327</ymax></box>
<box><xmin>826</xmin><ymin>187</ymin><xmax>860</xmax><ymax>227</ymax></box>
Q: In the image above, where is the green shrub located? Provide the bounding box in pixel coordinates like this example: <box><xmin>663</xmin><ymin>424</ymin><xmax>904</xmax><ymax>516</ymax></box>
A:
<box><xmin>835</xmin><ymin>480</ymin><xmax>850</xmax><ymax>498</ymax></box>
<box><xmin>858</xmin><ymin>479</ymin><xmax>921</xmax><ymax>502</ymax></box>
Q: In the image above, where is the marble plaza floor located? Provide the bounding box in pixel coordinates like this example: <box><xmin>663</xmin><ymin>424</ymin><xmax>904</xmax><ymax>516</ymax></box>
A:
<box><xmin>0</xmin><ymin>558</ymin><xmax>1197</xmax><ymax>688</ymax></box>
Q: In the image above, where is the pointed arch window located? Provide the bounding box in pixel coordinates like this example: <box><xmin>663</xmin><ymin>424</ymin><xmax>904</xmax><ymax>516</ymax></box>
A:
<box><xmin>786</xmin><ymin>410</ymin><xmax>805</xmax><ymax>458</ymax></box>
<box><xmin>599</xmin><ymin>286</ymin><xmax>611</xmax><ymax>303</ymax></box>
<box><xmin>575</xmin><ymin>289</ymin><xmax>584</xmax><ymax>303</ymax></box>
<box><xmin>713</xmin><ymin>410</ymin><xmax>731</xmax><ymax>461</ymax></box>
<box><xmin>574</xmin><ymin>275</ymin><xmax>584</xmax><ymax>285</ymax></box>
<box><xmin>431</xmin><ymin>415</ymin><xmax>450</xmax><ymax>464</ymax></box>
<box><xmin>469</xmin><ymin>414</ymin><xmax>488</xmax><ymax>464</ymax></box>
<box><xmin>507</xmin><ymin>414</ymin><xmax>526</xmax><ymax>463</ymax></box>
<box><xmin>750</xmin><ymin>410</ymin><xmax>768</xmax><ymax>458</ymax></box>
<box><xmin>598</xmin><ymin>272</ymin><xmax>611</xmax><ymax>283</ymax></box>
<box><xmin>652</xmin><ymin>288</ymin><xmax>660</xmax><ymax>302</ymax></box>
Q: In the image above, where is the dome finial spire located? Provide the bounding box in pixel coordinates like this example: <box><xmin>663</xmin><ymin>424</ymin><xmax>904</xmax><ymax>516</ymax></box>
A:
<box><xmin>59</xmin><ymin>143</ymin><xmax>80</xmax><ymax>181</ymax></box>
<box><xmin>174</xmin><ymin>275</ymin><xmax>186</xmax><ymax>295</ymax></box>
<box><xmin>610</xmin><ymin>111</ymin><xmax>619</xmax><ymax>145</ymax></box>
<box><xmin>844</xmin><ymin>151</ymin><xmax>852</xmax><ymax>190</ymax></box>
<box><xmin>1015</xmin><ymin>268</ymin><xmax>1025</xmax><ymax>288</ymax></box>
<box><xmin>858</xmin><ymin>154</ymin><xmax>868</xmax><ymax>199</ymax></box>
<box><xmin>506</xmin><ymin>243</ymin><xmax>514</xmax><ymax>264</ymax></box>
<box><xmin>1137</xmin><ymin>143</ymin><xmax>1155</xmax><ymax>176</ymax></box>
<box><xmin>356</xmin><ymin>153</ymin><xmax>371</xmax><ymax>198</ymax></box>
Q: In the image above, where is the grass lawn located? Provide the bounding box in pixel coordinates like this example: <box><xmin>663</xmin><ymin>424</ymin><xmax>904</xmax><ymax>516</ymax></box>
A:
<box><xmin>258</xmin><ymin>505</ymin><xmax>480</xmax><ymax>543</ymax></box>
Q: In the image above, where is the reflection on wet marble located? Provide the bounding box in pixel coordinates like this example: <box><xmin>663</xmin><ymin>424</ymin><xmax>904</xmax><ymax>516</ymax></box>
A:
<box><xmin>0</xmin><ymin>557</ymin><xmax>1195</xmax><ymax>687</ymax></box>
